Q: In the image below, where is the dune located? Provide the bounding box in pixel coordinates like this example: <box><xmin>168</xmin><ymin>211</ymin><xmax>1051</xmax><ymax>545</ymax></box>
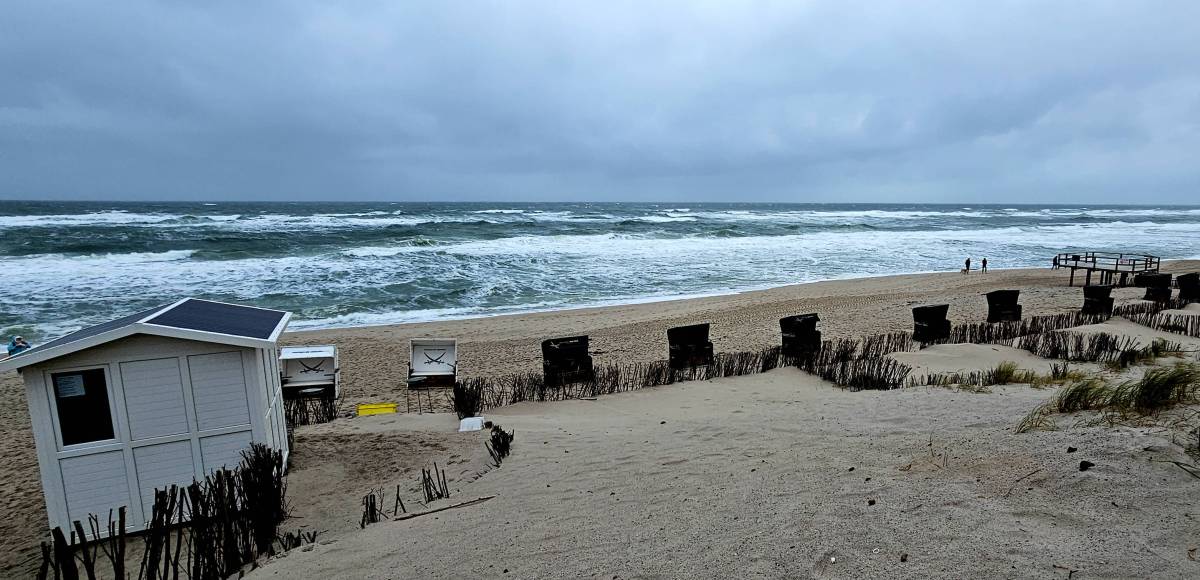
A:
<box><xmin>1065</xmin><ymin>316</ymin><xmax>1200</xmax><ymax>350</ymax></box>
<box><xmin>252</xmin><ymin>368</ymin><xmax>1200</xmax><ymax>579</ymax></box>
<box><xmin>887</xmin><ymin>343</ymin><xmax>1083</xmax><ymax>378</ymax></box>
<box><xmin>1160</xmin><ymin>303</ymin><xmax>1200</xmax><ymax>317</ymax></box>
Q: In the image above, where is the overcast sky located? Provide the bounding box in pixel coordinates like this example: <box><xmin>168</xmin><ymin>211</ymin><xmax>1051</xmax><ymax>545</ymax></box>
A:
<box><xmin>1</xmin><ymin>1</ymin><xmax>1198</xmax><ymax>203</ymax></box>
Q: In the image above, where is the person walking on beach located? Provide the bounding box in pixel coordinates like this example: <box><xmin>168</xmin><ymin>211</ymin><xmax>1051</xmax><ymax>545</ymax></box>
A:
<box><xmin>981</xmin><ymin>258</ymin><xmax>988</xmax><ymax>273</ymax></box>
<box><xmin>963</xmin><ymin>257</ymin><xmax>971</xmax><ymax>274</ymax></box>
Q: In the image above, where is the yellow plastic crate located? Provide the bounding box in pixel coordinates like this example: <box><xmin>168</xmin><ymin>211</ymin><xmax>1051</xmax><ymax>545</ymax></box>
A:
<box><xmin>356</xmin><ymin>403</ymin><xmax>398</xmax><ymax>416</ymax></box>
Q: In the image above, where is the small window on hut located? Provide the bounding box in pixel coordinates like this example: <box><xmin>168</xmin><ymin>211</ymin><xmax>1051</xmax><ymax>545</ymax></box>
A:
<box><xmin>51</xmin><ymin>369</ymin><xmax>115</xmax><ymax>446</ymax></box>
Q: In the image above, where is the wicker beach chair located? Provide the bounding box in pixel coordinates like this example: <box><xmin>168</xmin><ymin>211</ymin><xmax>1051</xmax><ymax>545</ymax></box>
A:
<box><xmin>1177</xmin><ymin>273</ymin><xmax>1199</xmax><ymax>303</ymax></box>
<box><xmin>667</xmin><ymin>323</ymin><xmax>714</xmax><ymax>369</ymax></box>
<box><xmin>408</xmin><ymin>338</ymin><xmax>457</xmax><ymax>389</ymax></box>
<box><xmin>985</xmin><ymin>290</ymin><xmax>1022</xmax><ymax>323</ymax></box>
<box><xmin>1140</xmin><ymin>273</ymin><xmax>1172</xmax><ymax>302</ymax></box>
<box><xmin>912</xmin><ymin>304</ymin><xmax>951</xmax><ymax>344</ymax></box>
<box><xmin>779</xmin><ymin>313</ymin><xmax>821</xmax><ymax>357</ymax></box>
<box><xmin>542</xmin><ymin>335</ymin><xmax>595</xmax><ymax>387</ymax></box>
<box><xmin>1081</xmin><ymin>284</ymin><xmax>1115</xmax><ymax>316</ymax></box>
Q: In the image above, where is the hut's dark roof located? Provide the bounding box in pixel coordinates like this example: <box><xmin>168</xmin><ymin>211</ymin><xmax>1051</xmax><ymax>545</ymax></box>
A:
<box><xmin>6</xmin><ymin>304</ymin><xmax>171</xmax><ymax>362</ymax></box>
<box><xmin>3</xmin><ymin>298</ymin><xmax>288</xmax><ymax>370</ymax></box>
<box><xmin>144</xmin><ymin>299</ymin><xmax>287</xmax><ymax>340</ymax></box>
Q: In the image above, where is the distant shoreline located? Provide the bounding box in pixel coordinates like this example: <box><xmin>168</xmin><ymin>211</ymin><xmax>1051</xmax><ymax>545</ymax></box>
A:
<box><xmin>278</xmin><ymin>260</ymin><xmax>1200</xmax><ymax>405</ymax></box>
<box><xmin>286</xmin><ymin>260</ymin><xmax>1199</xmax><ymax>334</ymax></box>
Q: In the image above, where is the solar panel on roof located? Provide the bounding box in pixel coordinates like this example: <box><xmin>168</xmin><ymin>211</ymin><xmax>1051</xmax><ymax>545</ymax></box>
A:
<box><xmin>145</xmin><ymin>299</ymin><xmax>285</xmax><ymax>339</ymax></box>
<box><xmin>8</xmin><ymin>304</ymin><xmax>170</xmax><ymax>361</ymax></box>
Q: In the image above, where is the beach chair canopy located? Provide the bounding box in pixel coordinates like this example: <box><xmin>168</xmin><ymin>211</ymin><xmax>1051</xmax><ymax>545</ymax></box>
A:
<box><xmin>779</xmin><ymin>313</ymin><xmax>820</xmax><ymax>335</ymax></box>
<box><xmin>542</xmin><ymin>335</ymin><xmax>594</xmax><ymax>386</ymax></box>
<box><xmin>985</xmin><ymin>290</ymin><xmax>1020</xmax><ymax>307</ymax></box>
<box><xmin>279</xmin><ymin>345</ymin><xmax>338</xmax><ymax>394</ymax></box>
<box><xmin>667</xmin><ymin>323</ymin><xmax>710</xmax><ymax>345</ymax></box>
<box><xmin>542</xmin><ymin>335</ymin><xmax>590</xmax><ymax>361</ymax></box>
<box><xmin>1134</xmin><ymin>272</ymin><xmax>1170</xmax><ymax>288</ymax></box>
<box><xmin>912</xmin><ymin>304</ymin><xmax>950</xmax><ymax>324</ymax></box>
<box><xmin>410</xmin><ymin>338</ymin><xmax>457</xmax><ymax>377</ymax></box>
<box><xmin>1083</xmin><ymin>284</ymin><xmax>1114</xmax><ymax>300</ymax></box>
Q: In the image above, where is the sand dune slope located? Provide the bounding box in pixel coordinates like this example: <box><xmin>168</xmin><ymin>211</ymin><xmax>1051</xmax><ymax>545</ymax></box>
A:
<box><xmin>252</xmin><ymin>369</ymin><xmax>1200</xmax><ymax>579</ymax></box>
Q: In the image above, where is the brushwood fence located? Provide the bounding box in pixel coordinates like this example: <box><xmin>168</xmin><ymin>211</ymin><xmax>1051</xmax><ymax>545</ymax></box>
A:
<box><xmin>1115</xmin><ymin>298</ymin><xmax>1200</xmax><ymax>339</ymax></box>
<box><xmin>458</xmin><ymin>333</ymin><xmax>918</xmax><ymax>414</ymax></box>
<box><xmin>928</xmin><ymin>312</ymin><xmax>1109</xmax><ymax>347</ymax></box>
<box><xmin>1014</xmin><ymin>331</ymin><xmax>1185</xmax><ymax>368</ymax></box>
<box><xmin>37</xmin><ymin>444</ymin><xmax>289</xmax><ymax>580</ymax></box>
<box><xmin>284</xmin><ymin>393</ymin><xmax>339</xmax><ymax>426</ymax></box>
<box><xmin>451</xmin><ymin>298</ymin><xmax>1199</xmax><ymax>414</ymax></box>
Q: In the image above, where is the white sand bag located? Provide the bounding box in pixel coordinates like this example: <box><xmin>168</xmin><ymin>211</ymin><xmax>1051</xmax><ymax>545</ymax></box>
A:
<box><xmin>458</xmin><ymin>417</ymin><xmax>485</xmax><ymax>432</ymax></box>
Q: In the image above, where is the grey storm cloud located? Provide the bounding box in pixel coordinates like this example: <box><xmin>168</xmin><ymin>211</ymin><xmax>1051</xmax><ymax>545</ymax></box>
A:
<box><xmin>1</xmin><ymin>1</ymin><xmax>1198</xmax><ymax>202</ymax></box>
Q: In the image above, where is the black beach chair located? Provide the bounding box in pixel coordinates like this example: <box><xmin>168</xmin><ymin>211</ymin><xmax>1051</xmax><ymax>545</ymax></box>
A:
<box><xmin>985</xmin><ymin>290</ymin><xmax>1022</xmax><ymax>323</ymax></box>
<box><xmin>1141</xmin><ymin>273</ymin><xmax>1172</xmax><ymax>302</ymax></box>
<box><xmin>541</xmin><ymin>335</ymin><xmax>595</xmax><ymax>387</ymax></box>
<box><xmin>667</xmin><ymin>323</ymin><xmax>714</xmax><ymax>369</ymax></box>
<box><xmin>1177</xmin><ymin>273</ymin><xmax>1199</xmax><ymax>303</ymax></box>
<box><xmin>1081</xmin><ymin>284</ymin><xmax>1114</xmax><ymax>317</ymax></box>
<box><xmin>912</xmin><ymin>304</ymin><xmax>951</xmax><ymax>344</ymax></box>
<box><xmin>779</xmin><ymin>313</ymin><xmax>821</xmax><ymax>357</ymax></box>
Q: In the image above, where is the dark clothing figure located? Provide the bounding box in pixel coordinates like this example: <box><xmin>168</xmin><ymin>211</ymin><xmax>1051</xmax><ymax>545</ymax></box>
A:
<box><xmin>7</xmin><ymin>336</ymin><xmax>30</xmax><ymax>356</ymax></box>
<box><xmin>981</xmin><ymin>258</ymin><xmax>988</xmax><ymax>273</ymax></box>
<box><xmin>963</xmin><ymin>257</ymin><xmax>971</xmax><ymax>274</ymax></box>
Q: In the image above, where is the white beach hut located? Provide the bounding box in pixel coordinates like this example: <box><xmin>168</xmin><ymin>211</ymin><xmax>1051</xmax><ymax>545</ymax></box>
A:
<box><xmin>0</xmin><ymin>298</ymin><xmax>292</xmax><ymax>532</ymax></box>
<box><xmin>279</xmin><ymin>345</ymin><xmax>339</xmax><ymax>398</ymax></box>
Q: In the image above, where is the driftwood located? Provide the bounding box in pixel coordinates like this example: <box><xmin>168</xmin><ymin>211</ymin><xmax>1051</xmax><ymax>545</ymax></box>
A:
<box><xmin>393</xmin><ymin>496</ymin><xmax>496</xmax><ymax>522</ymax></box>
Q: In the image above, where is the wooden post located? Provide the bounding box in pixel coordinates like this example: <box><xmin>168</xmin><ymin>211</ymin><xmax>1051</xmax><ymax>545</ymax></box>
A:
<box><xmin>1069</xmin><ymin>267</ymin><xmax>1076</xmax><ymax>286</ymax></box>
<box><xmin>1085</xmin><ymin>270</ymin><xmax>1092</xmax><ymax>286</ymax></box>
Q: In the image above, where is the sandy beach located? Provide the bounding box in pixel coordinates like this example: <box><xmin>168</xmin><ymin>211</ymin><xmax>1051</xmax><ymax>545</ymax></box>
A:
<box><xmin>2</xmin><ymin>262</ymin><xmax>1199</xmax><ymax>577</ymax></box>
<box><xmin>284</xmin><ymin>261</ymin><xmax>1200</xmax><ymax>411</ymax></box>
<box><xmin>259</xmin><ymin>369</ymin><xmax>1200</xmax><ymax>579</ymax></box>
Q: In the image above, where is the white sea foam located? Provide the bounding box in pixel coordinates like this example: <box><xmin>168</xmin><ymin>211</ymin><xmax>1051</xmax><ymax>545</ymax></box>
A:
<box><xmin>0</xmin><ymin>211</ymin><xmax>182</xmax><ymax>228</ymax></box>
<box><xmin>8</xmin><ymin>206</ymin><xmax>1197</xmax><ymax>232</ymax></box>
<box><xmin>7</xmin><ymin>204</ymin><xmax>1200</xmax><ymax>338</ymax></box>
<box><xmin>636</xmin><ymin>214</ymin><xmax>698</xmax><ymax>223</ymax></box>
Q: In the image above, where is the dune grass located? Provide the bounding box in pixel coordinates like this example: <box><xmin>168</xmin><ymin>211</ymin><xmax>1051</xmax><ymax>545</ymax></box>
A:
<box><xmin>1015</xmin><ymin>403</ymin><xmax>1057</xmax><ymax>434</ymax></box>
<box><xmin>1053</xmin><ymin>378</ymin><xmax>1112</xmax><ymax>413</ymax></box>
<box><xmin>1103</xmin><ymin>338</ymin><xmax>1187</xmax><ymax>371</ymax></box>
<box><xmin>1016</xmin><ymin>363</ymin><xmax>1200</xmax><ymax>432</ymax></box>
<box><xmin>983</xmin><ymin>361</ymin><xmax>1039</xmax><ymax>385</ymax></box>
<box><xmin>1109</xmin><ymin>364</ymin><xmax>1200</xmax><ymax>414</ymax></box>
<box><xmin>917</xmin><ymin>361</ymin><xmax>1042</xmax><ymax>391</ymax></box>
<box><xmin>1030</xmin><ymin>362</ymin><xmax>1088</xmax><ymax>388</ymax></box>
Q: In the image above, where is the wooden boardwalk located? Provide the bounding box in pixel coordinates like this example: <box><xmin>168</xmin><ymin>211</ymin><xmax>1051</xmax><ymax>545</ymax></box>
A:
<box><xmin>1054</xmin><ymin>251</ymin><xmax>1159</xmax><ymax>286</ymax></box>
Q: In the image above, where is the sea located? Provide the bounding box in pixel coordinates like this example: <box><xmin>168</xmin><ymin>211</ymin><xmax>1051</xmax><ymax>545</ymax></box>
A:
<box><xmin>4</xmin><ymin>201</ymin><xmax>1200</xmax><ymax>342</ymax></box>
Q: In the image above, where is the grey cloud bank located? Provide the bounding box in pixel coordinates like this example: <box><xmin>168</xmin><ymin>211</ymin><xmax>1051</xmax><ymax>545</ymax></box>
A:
<box><xmin>1</xmin><ymin>1</ymin><xmax>1198</xmax><ymax>203</ymax></box>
